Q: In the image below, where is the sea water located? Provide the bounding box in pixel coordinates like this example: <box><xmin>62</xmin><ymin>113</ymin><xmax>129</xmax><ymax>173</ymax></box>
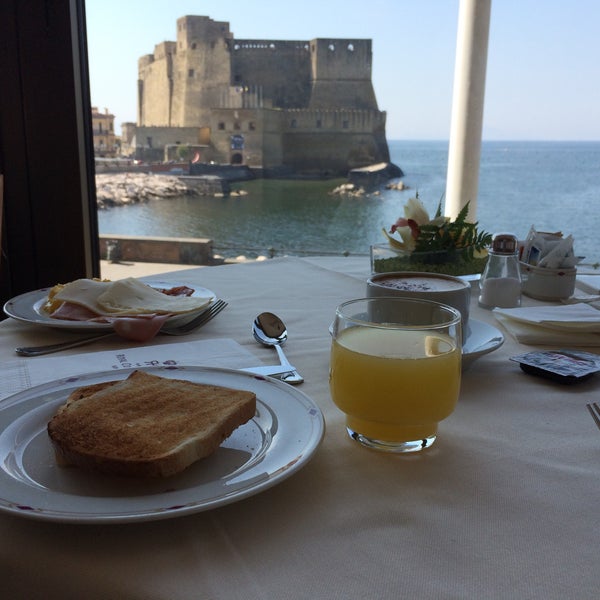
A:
<box><xmin>98</xmin><ymin>140</ymin><xmax>600</xmax><ymax>263</ymax></box>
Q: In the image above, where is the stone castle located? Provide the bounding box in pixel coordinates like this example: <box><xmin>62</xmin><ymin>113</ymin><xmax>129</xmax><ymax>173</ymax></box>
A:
<box><xmin>126</xmin><ymin>15</ymin><xmax>390</xmax><ymax>176</ymax></box>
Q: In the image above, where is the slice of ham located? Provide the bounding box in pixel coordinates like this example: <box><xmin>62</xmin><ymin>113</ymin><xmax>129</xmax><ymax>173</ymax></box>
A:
<box><xmin>50</xmin><ymin>302</ymin><xmax>105</xmax><ymax>322</ymax></box>
<box><xmin>155</xmin><ymin>285</ymin><xmax>194</xmax><ymax>297</ymax></box>
<box><xmin>46</xmin><ymin>282</ymin><xmax>207</xmax><ymax>342</ymax></box>
<box><xmin>110</xmin><ymin>313</ymin><xmax>171</xmax><ymax>342</ymax></box>
<box><xmin>49</xmin><ymin>301</ymin><xmax>173</xmax><ymax>342</ymax></box>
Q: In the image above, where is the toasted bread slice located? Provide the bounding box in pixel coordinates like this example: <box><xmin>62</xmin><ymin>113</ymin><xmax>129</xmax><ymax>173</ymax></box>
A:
<box><xmin>47</xmin><ymin>370</ymin><xmax>256</xmax><ymax>478</ymax></box>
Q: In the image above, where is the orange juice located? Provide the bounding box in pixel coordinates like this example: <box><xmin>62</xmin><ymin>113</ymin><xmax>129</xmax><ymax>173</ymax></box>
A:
<box><xmin>329</xmin><ymin>326</ymin><xmax>461</xmax><ymax>442</ymax></box>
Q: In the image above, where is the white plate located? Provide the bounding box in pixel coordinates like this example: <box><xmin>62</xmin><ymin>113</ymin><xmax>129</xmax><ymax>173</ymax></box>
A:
<box><xmin>2</xmin><ymin>281</ymin><xmax>216</xmax><ymax>332</ymax></box>
<box><xmin>0</xmin><ymin>366</ymin><xmax>325</xmax><ymax>524</ymax></box>
<box><xmin>461</xmin><ymin>319</ymin><xmax>504</xmax><ymax>369</ymax></box>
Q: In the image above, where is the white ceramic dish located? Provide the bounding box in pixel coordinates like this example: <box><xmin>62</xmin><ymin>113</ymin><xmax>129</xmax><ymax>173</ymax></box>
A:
<box><xmin>2</xmin><ymin>281</ymin><xmax>215</xmax><ymax>332</ymax></box>
<box><xmin>0</xmin><ymin>366</ymin><xmax>325</xmax><ymax>524</ymax></box>
<box><xmin>461</xmin><ymin>319</ymin><xmax>504</xmax><ymax>369</ymax></box>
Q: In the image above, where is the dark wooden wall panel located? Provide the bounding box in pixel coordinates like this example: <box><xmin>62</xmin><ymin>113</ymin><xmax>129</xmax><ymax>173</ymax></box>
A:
<box><xmin>0</xmin><ymin>0</ymin><xmax>99</xmax><ymax>307</ymax></box>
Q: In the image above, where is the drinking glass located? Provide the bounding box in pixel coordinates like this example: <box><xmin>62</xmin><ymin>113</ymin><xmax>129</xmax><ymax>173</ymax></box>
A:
<box><xmin>329</xmin><ymin>297</ymin><xmax>462</xmax><ymax>452</ymax></box>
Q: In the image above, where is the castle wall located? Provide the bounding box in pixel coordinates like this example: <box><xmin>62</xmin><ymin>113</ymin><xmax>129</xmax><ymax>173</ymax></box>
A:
<box><xmin>231</xmin><ymin>41</ymin><xmax>312</xmax><ymax>108</ymax></box>
<box><xmin>281</xmin><ymin>108</ymin><xmax>388</xmax><ymax>175</ymax></box>
<box><xmin>282</xmin><ymin>131</ymin><xmax>384</xmax><ymax>174</ymax></box>
<box><xmin>209</xmin><ymin>108</ymin><xmax>284</xmax><ymax>168</ymax></box>
<box><xmin>134</xmin><ymin>126</ymin><xmax>202</xmax><ymax>161</ymax></box>
<box><xmin>137</xmin><ymin>42</ymin><xmax>176</xmax><ymax>126</ymax></box>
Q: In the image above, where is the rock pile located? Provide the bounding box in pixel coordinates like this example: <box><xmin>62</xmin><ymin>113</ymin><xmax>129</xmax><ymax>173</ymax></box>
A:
<box><xmin>95</xmin><ymin>174</ymin><xmax>197</xmax><ymax>209</ymax></box>
<box><xmin>385</xmin><ymin>180</ymin><xmax>408</xmax><ymax>191</ymax></box>
<box><xmin>329</xmin><ymin>183</ymin><xmax>367</xmax><ymax>196</ymax></box>
<box><xmin>330</xmin><ymin>180</ymin><xmax>408</xmax><ymax>197</ymax></box>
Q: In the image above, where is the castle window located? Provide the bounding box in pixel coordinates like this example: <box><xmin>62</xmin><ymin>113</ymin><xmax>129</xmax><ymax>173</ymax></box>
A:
<box><xmin>316</xmin><ymin>119</ymin><xmax>322</xmax><ymax>128</ymax></box>
<box><xmin>218</xmin><ymin>122</ymin><xmax>225</xmax><ymax>130</ymax></box>
<box><xmin>234</xmin><ymin>122</ymin><xmax>241</xmax><ymax>130</ymax></box>
<box><xmin>188</xmin><ymin>69</ymin><xmax>194</xmax><ymax>77</ymax></box>
<box><xmin>249</xmin><ymin>122</ymin><xmax>256</xmax><ymax>131</ymax></box>
<box><xmin>191</xmin><ymin>43</ymin><xmax>197</xmax><ymax>49</ymax></box>
<box><xmin>347</xmin><ymin>43</ymin><xmax>354</xmax><ymax>52</ymax></box>
<box><xmin>234</xmin><ymin>74</ymin><xmax>242</xmax><ymax>83</ymax></box>
<box><xmin>328</xmin><ymin>44</ymin><xmax>335</xmax><ymax>51</ymax></box>
<box><xmin>343</xmin><ymin>120</ymin><xmax>349</xmax><ymax>129</ymax></box>
<box><xmin>291</xmin><ymin>119</ymin><xmax>297</xmax><ymax>128</ymax></box>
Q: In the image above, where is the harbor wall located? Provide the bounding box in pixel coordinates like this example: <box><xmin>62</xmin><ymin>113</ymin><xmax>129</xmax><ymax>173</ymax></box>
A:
<box><xmin>99</xmin><ymin>234</ymin><xmax>214</xmax><ymax>266</ymax></box>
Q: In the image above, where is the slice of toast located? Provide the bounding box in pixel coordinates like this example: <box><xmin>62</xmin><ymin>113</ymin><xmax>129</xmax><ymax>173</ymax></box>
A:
<box><xmin>47</xmin><ymin>370</ymin><xmax>256</xmax><ymax>478</ymax></box>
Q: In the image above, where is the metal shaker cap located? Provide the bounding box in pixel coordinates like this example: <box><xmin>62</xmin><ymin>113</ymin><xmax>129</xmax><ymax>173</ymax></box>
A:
<box><xmin>491</xmin><ymin>232</ymin><xmax>518</xmax><ymax>254</ymax></box>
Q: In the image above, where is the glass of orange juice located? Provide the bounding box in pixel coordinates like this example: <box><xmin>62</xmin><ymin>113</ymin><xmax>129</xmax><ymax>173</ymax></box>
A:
<box><xmin>329</xmin><ymin>297</ymin><xmax>462</xmax><ymax>452</ymax></box>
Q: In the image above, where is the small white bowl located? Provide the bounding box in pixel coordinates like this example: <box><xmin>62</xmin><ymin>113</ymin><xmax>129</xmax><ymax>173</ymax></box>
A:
<box><xmin>520</xmin><ymin>262</ymin><xmax>576</xmax><ymax>301</ymax></box>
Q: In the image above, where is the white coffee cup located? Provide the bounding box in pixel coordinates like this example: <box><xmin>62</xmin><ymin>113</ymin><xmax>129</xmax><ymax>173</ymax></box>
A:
<box><xmin>366</xmin><ymin>271</ymin><xmax>471</xmax><ymax>330</ymax></box>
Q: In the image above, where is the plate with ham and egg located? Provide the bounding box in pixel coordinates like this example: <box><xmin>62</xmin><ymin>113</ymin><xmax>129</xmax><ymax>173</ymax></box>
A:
<box><xmin>3</xmin><ymin>278</ymin><xmax>216</xmax><ymax>335</ymax></box>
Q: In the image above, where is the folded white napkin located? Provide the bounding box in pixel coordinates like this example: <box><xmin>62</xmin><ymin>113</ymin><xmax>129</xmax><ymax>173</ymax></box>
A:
<box><xmin>494</xmin><ymin>304</ymin><xmax>600</xmax><ymax>346</ymax></box>
<box><xmin>575</xmin><ymin>274</ymin><xmax>600</xmax><ymax>295</ymax></box>
<box><xmin>2</xmin><ymin>338</ymin><xmax>259</xmax><ymax>400</ymax></box>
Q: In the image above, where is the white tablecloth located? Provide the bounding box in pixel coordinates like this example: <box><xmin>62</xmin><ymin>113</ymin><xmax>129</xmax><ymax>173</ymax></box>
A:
<box><xmin>1</xmin><ymin>256</ymin><xmax>598</xmax><ymax>599</ymax></box>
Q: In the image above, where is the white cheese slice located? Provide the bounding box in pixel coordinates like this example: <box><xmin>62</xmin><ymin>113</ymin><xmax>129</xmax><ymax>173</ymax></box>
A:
<box><xmin>53</xmin><ymin>278</ymin><xmax>212</xmax><ymax>316</ymax></box>
<box><xmin>53</xmin><ymin>279</ymin><xmax>113</xmax><ymax>314</ymax></box>
<box><xmin>98</xmin><ymin>278</ymin><xmax>212</xmax><ymax>315</ymax></box>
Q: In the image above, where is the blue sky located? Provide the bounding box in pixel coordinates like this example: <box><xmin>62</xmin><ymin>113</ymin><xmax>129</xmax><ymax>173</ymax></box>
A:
<box><xmin>86</xmin><ymin>0</ymin><xmax>600</xmax><ymax>140</ymax></box>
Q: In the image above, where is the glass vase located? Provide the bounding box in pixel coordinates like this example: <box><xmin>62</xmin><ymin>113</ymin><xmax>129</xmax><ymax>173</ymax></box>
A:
<box><xmin>370</xmin><ymin>243</ymin><xmax>488</xmax><ymax>276</ymax></box>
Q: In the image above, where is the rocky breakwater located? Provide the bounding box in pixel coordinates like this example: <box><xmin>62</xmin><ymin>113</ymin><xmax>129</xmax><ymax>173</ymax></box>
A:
<box><xmin>95</xmin><ymin>173</ymin><xmax>246</xmax><ymax>209</ymax></box>
<box><xmin>95</xmin><ymin>174</ymin><xmax>197</xmax><ymax>209</ymax></box>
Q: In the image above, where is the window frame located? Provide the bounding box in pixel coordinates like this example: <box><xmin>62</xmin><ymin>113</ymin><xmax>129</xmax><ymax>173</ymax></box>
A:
<box><xmin>0</xmin><ymin>0</ymin><xmax>99</xmax><ymax>306</ymax></box>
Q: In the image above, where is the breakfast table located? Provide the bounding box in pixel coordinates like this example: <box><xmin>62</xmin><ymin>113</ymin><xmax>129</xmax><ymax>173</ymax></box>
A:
<box><xmin>0</xmin><ymin>255</ymin><xmax>598</xmax><ymax>599</ymax></box>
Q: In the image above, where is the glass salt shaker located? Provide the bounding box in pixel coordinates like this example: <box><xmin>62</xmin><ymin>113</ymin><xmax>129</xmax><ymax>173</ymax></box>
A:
<box><xmin>478</xmin><ymin>232</ymin><xmax>522</xmax><ymax>309</ymax></box>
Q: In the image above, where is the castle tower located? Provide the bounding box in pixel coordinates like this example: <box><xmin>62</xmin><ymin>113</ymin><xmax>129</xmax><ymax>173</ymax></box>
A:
<box><xmin>138</xmin><ymin>16</ymin><xmax>233</xmax><ymax>128</ymax></box>
<box><xmin>308</xmin><ymin>39</ymin><xmax>378</xmax><ymax>109</ymax></box>
<box><xmin>171</xmin><ymin>16</ymin><xmax>233</xmax><ymax>127</ymax></box>
<box><xmin>138</xmin><ymin>42</ymin><xmax>176</xmax><ymax>126</ymax></box>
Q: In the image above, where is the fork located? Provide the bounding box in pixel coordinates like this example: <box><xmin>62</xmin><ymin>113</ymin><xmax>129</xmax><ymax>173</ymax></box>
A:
<box><xmin>15</xmin><ymin>299</ymin><xmax>228</xmax><ymax>357</ymax></box>
<box><xmin>586</xmin><ymin>402</ymin><xmax>600</xmax><ymax>431</ymax></box>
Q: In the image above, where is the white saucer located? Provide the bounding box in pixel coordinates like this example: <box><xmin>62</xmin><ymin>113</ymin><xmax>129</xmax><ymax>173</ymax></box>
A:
<box><xmin>461</xmin><ymin>319</ymin><xmax>504</xmax><ymax>369</ymax></box>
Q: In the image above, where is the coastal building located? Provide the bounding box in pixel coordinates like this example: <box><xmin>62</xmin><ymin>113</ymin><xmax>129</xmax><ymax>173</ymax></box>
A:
<box><xmin>133</xmin><ymin>15</ymin><xmax>391</xmax><ymax>176</ymax></box>
<box><xmin>91</xmin><ymin>106</ymin><xmax>118</xmax><ymax>157</ymax></box>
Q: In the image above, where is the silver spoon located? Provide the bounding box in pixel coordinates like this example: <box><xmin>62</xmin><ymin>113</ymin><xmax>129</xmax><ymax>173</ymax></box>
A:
<box><xmin>252</xmin><ymin>312</ymin><xmax>304</xmax><ymax>384</ymax></box>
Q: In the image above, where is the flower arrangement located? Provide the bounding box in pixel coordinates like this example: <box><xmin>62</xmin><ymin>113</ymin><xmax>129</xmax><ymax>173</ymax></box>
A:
<box><xmin>372</xmin><ymin>195</ymin><xmax>492</xmax><ymax>275</ymax></box>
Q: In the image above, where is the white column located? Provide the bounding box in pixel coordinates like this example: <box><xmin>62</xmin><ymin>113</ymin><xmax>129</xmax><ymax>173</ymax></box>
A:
<box><xmin>445</xmin><ymin>0</ymin><xmax>492</xmax><ymax>221</ymax></box>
